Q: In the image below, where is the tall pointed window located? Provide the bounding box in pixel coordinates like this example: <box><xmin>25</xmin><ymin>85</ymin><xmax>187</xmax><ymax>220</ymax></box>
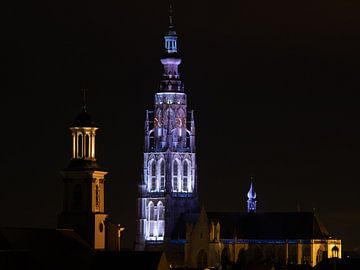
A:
<box><xmin>148</xmin><ymin>201</ymin><xmax>155</xmax><ymax>237</ymax></box>
<box><xmin>172</xmin><ymin>160</ymin><xmax>179</xmax><ymax>192</ymax></box>
<box><xmin>159</xmin><ymin>160</ymin><xmax>165</xmax><ymax>191</ymax></box>
<box><xmin>157</xmin><ymin>201</ymin><xmax>165</xmax><ymax>238</ymax></box>
<box><xmin>182</xmin><ymin>160</ymin><xmax>190</xmax><ymax>192</ymax></box>
<box><xmin>148</xmin><ymin>160</ymin><xmax>156</xmax><ymax>191</ymax></box>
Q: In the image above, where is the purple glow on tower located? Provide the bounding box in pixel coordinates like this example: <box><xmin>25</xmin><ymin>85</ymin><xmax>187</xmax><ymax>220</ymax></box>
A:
<box><xmin>247</xmin><ymin>179</ymin><xmax>257</xmax><ymax>213</ymax></box>
<box><xmin>135</xmin><ymin>3</ymin><xmax>198</xmax><ymax>251</ymax></box>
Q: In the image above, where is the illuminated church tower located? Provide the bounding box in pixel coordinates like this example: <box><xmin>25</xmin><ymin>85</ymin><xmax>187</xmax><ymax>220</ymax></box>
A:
<box><xmin>136</xmin><ymin>5</ymin><xmax>198</xmax><ymax>250</ymax></box>
<box><xmin>58</xmin><ymin>95</ymin><xmax>109</xmax><ymax>250</ymax></box>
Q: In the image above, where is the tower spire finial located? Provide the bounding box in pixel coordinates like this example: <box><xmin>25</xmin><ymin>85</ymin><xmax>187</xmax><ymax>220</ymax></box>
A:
<box><xmin>169</xmin><ymin>1</ymin><xmax>174</xmax><ymax>28</ymax></box>
<box><xmin>81</xmin><ymin>88</ymin><xmax>87</xmax><ymax>112</ymax></box>
<box><xmin>247</xmin><ymin>177</ymin><xmax>257</xmax><ymax>213</ymax></box>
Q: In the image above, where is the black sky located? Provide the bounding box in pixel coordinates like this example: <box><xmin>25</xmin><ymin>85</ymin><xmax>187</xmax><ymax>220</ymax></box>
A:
<box><xmin>1</xmin><ymin>0</ymin><xmax>360</xmax><ymax>250</ymax></box>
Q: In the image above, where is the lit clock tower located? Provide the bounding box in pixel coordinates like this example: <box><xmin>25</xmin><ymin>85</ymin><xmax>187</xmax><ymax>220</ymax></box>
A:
<box><xmin>135</xmin><ymin>5</ymin><xmax>199</xmax><ymax>251</ymax></box>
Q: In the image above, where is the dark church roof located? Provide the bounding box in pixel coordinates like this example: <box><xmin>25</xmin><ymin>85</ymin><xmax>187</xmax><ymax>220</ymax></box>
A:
<box><xmin>172</xmin><ymin>212</ymin><xmax>330</xmax><ymax>240</ymax></box>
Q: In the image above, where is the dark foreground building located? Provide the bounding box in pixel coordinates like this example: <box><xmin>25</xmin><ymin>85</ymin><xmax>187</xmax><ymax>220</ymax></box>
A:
<box><xmin>0</xmin><ymin>228</ymin><xmax>167</xmax><ymax>270</ymax></box>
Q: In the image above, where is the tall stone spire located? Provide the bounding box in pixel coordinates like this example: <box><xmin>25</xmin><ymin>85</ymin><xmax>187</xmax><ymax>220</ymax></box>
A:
<box><xmin>247</xmin><ymin>178</ymin><xmax>257</xmax><ymax>213</ymax></box>
<box><xmin>160</xmin><ymin>1</ymin><xmax>183</xmax><ymax>92</ymax></box>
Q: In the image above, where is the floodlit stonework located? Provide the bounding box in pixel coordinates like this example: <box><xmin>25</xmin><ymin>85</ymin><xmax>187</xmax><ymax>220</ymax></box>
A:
<box><xmin>135</xmin><ymin>6</ymin><xmax>198</xmax><ymax>251</ymax></box>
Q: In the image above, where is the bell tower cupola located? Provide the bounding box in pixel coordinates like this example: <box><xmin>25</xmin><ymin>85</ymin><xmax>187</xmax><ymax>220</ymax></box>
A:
<box><xmin>70</xmin><ymin>90</ymin><xmax>98</xmax><ymax>164</ymax></box>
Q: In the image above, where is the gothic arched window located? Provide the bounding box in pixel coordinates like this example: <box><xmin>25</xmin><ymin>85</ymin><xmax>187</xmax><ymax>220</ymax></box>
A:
<box><xmin>332</xmin><ymin>246</ymin><xmax>339</xmax><ymax>258</ymax></box>
<box><xmin>157</xmin><ymin>201</ymin><xmax>164</xmax><ymax>220</ymax></box>
<box><xmin>182</xmin><ymin>160</ymin><xmax>190</xmax><ymax>192</ymax></box>
<box><xmin>159</xmin><ymin>159</ymin><xmax>165</xmax><ymax>191</ymax></box>
<box><xmin>157</xmin><ymin>201</ymin><xmax>165</xmax><ymax>238</ymax></box>
<box><xmin>172</xmin><ymin>160</ymin><xmax>179</xmax><ymax>192</ymax></box>
<box><xmin>148</xmin><ymin>201</ymin><xmax>155</xmax><ymax>237</ymax></box>
<box><xmin>148</xmin><ymin>159</ymin><xmax>156</xmax><ymax>191</ymax></box>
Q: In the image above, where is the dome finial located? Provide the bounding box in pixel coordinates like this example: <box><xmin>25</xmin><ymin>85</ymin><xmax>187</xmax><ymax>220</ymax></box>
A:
<box><xmin>72</xmin><ymin>89</ymin><xmax>96</xmax><ymax>128</ymax></box>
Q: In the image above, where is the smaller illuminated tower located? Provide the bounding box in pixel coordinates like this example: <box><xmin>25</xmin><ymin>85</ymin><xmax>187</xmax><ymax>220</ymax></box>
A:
<box><xmin>247</xmin><ymin>179</ymin><xmax>257</xmax><ymax>213</ymax></box>
<box><xmin>58</xmin><ymin>92</ymin><xmax>108</xmax><ymax>250</ymax></box>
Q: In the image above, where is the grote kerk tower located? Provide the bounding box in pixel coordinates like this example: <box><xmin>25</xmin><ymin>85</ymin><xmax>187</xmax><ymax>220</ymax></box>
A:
<box><xmin>136</xmin><ymin>6</ymin><xmax>199</xmax><ymax>250</ymax></box>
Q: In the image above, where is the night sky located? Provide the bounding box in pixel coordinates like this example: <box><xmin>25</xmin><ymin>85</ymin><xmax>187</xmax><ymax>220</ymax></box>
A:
<box><xmin>1</xmin><ymin>0</ymin><xmax>360</xmax><ymax>250</ymax></box>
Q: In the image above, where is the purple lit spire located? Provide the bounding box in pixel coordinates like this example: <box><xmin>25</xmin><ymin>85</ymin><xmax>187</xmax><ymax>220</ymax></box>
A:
<box><xmin>169</xmin><ymin>2</ymin><xmax>174</xmax><ymax>29</ymax></box>
<box><xmin>247</xmin><ymin>178</ymin><xmax>257</xmax><ymax>213</ymax></box>
<box><xmin>159</xmin><ymin>1</ymin><xmax>183</xmax><ymax>92</ymax></box>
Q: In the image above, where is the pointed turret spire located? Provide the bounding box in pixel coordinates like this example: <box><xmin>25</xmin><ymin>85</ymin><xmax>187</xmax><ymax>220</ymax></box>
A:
<box><xmin>169</xmin><ymin>1</ymin><xmax>174</xmax><ymax>29</ymax></box>
<box><xmin>160</xmin><ymin>1</ymin><xmax>183</xmax><ymax>92</ymax></box>
<box><xmin>199</xmin><ymin>204</ymin><xmax>208</xmax><ymax>224</ymax></box>
<box><xmin>164</xmin><ymin>1</ymin><xmax>178</xmax><ymax>54</ymax></box>
<box><xmin>247</xmin><ymin>177</ymin><xmax>257</xmax><ymax>213</ymax></box>
<box><xmin>72</xmin><ymin>89</ymin><xmax>96</xmax><ymax>128</ymax></box>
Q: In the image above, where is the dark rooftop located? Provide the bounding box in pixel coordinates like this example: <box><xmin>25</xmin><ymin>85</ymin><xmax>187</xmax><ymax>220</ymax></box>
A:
<box><xmin>173</xmin><ymin>212</ymin><xmax>330</xmax><ymax>240</ymax></box>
